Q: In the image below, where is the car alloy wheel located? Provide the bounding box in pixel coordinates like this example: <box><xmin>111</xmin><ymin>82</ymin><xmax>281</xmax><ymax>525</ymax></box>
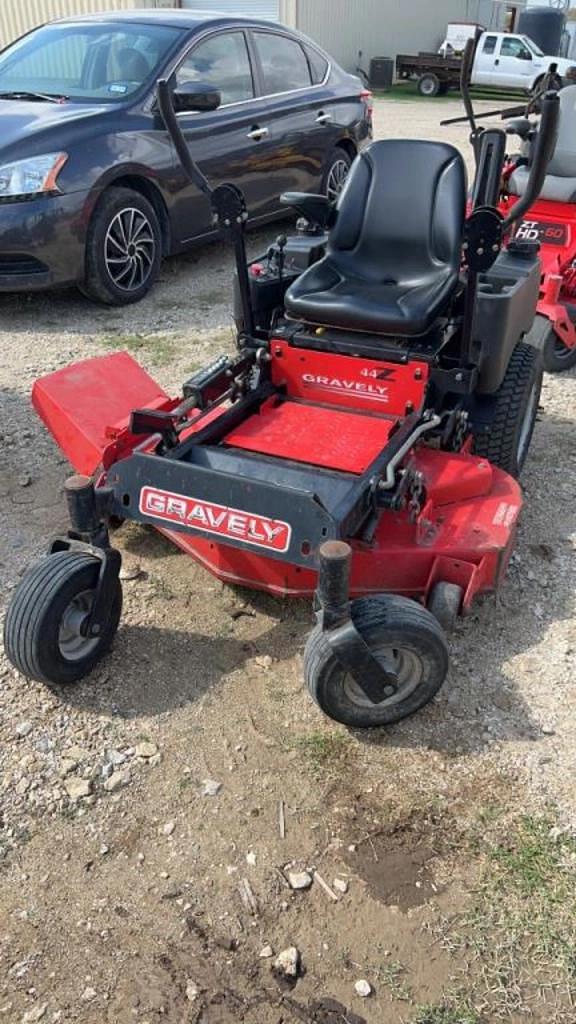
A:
<box><xmin>104</xmin><ymin>207</ymin><xmax>156</xmax><ymax>292</ymax></box>
<box><xmin>326</xmin><ymin>158</ymin><xmax>350</xmax><ymax>202</ymax></box>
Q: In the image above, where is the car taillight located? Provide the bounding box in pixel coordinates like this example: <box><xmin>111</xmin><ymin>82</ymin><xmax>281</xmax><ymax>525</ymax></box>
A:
<box><xmin>360</xmin><ymin>88</ymin><xmax>374</xmax><ymax>119</ymax></box>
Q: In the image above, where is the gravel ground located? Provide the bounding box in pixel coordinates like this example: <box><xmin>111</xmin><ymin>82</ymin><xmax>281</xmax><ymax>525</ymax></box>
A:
<box><xmin>0</xmin><ymin>95</ymin><xmax>574</xmax><ymax>1024</ymax></box>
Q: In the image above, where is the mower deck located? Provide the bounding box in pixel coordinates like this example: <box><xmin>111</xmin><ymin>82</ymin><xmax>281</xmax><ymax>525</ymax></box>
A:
<box><xmin>32</xmin><ymin>347</ymin><xmax>522</xmax><ymax>606</ymax></box>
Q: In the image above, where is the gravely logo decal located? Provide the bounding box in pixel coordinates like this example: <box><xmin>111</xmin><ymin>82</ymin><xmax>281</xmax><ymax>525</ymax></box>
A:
<box><xmin>139</xmin><ymin>486</ymin><xmax>291</xmax><ymax>552</ymax></box>
<box><xmin>301</xmin><ymin>373</ymin><xmax>391</xmax><ymax>404</ymax></box>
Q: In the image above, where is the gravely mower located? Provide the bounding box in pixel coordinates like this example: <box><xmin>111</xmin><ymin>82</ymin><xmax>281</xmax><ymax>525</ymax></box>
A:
<box><xmin>444</xmin><ymin>41</ymin><xmax>576</xmax><ymax>373</ymax></box>
<box><xmin>3</xmin><ymin>62</ymin><xmax>559</xmax><ymax>728</ymax></box>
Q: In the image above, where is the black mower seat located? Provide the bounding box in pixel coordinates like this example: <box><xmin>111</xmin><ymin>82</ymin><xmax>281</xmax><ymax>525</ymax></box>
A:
<box><xmin>285</xmin><ymin>140</ymin><xmax>467</xmax><ymax>336</ymax></box>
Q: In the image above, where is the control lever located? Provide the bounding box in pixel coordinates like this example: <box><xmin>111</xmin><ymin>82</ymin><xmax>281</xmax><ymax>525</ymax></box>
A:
<box><xmin>502</xmin><ymin>90</ymin><xmax>559</xmax><ymax>231</ymax></box>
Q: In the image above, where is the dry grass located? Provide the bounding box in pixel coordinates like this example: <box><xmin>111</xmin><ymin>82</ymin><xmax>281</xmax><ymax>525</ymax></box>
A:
<box><xmin>435</xmin><ymin>813</ymin><xmax>576</xmax><ymax>1022</ymax></box>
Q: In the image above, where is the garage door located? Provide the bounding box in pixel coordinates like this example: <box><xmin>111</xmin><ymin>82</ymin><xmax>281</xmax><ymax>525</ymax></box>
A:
<box><xmin>181</xmin><ymin>1</ymin><xmax>280</xmax><ymax>21</ymax></box>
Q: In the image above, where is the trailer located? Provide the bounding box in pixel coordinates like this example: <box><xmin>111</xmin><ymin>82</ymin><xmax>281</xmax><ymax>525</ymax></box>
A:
<box><xmin>396</xmin><ymin>52</ymin><xmax>463</xmax><ymax>96</ymax></box>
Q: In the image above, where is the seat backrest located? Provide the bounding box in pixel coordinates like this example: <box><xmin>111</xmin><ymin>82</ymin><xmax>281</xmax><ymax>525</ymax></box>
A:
<box><xmin>328</xmin><ymin>140</ymin><xmax>467</xmax><ymax>282</ymax></box>
<box><xmin>546</xmin><ymin>84</ymin><xmax>576</xmax><ymax>178</ymax></box>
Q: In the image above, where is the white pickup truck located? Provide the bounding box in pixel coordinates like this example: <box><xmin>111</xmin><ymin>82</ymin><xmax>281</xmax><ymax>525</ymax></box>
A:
<box><xmin>397</xmin><ymin>30</ymin><xmax>576</xmax><ymax>97</ymax></box>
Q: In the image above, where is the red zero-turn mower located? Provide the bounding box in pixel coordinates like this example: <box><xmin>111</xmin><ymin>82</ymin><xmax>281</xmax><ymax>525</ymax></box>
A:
<box><xmin>2</xmin><ymin>72</ymin><xmax>559</xmax><ymax>728</ymax></box>
<box><xmin>501</xmin><ymin>84</ymin><xmax>576</xmax><ymax>372</ymax></box>
<box><xmin>443</xmin><ymin>42</ymin><xmax>576</xmax><ymax>373</ymax></box>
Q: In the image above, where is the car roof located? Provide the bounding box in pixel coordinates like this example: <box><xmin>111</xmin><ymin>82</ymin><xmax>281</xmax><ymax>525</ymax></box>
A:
<box><xmin>51</xmin><ymin>9</ymin><xmax>284</xmax><ymax>32</ymax></box>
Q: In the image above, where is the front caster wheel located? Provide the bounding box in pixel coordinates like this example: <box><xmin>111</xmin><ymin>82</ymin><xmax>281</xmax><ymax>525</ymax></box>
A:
<box><xmin>304</xmin><ymin>594</ymin><xmax>449</xmax><ymax>728</ymax></box>
<box><xmin>542</xmin><ymin>328</ymin><xmax>576</xmax><ymax>373</ymax></box>
<box><xmin>3</xmin><ymin>551</ymin><xmax>122</xmax><ymax>685</ymax></box>
<box><xmin>428</xmin><ymin>582</ymin><xmax>463</xmax><ymax>632</ymax></box>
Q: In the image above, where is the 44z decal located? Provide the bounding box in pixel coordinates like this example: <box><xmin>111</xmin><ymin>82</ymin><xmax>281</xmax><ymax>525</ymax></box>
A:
<box><xmin>139</xmin><ymin>486</ymin><xmax>291</xmax><ymax>552</ymax></box>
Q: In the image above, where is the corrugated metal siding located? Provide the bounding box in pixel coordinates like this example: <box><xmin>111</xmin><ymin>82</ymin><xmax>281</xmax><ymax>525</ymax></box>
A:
<box><xmin>0</xmin><ymin>0</ymin><xmax>158</xmax><ymax>48</ymax></box>
<box><xmin>294</xmin><ymin>0</ymin><xmax>506</xmax><ymax>72</ymax></box>
<box><xmin>181</xmin><ymin>1</ymin><xmax>280</xmax><ymax>20</ymax></box>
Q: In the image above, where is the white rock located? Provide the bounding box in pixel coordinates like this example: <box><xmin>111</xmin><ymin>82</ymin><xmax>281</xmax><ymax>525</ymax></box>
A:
<box><xmin>246</xmin><ymin>851</ymin><xmax>257</xmax><ymax>867</ymax></box>
<box><xmin>201</xmin><ymin>779</ymin><xmax>222</xmax><ymax>797</ymax></box>
<box><xmin>66</xmin><ymin>746</ymin><xmax>87</xmax><ymax>761</ymax></box>
<box><xmin>185</xmin><ymin>981</ymin><xmax>199</xmax><ymax>1003</ymax></box>
<box><xmin>119</xmin><ymin>562</ymin><xmax>142</xmax><ymax>581</ymax></box>
<box><xmin>15</xmin><ymin>722</ymin><xmax>33</xmax><ymax>738</ymax></box>
<box><xmin>64</xmin><ymin>778</ymin><xmax>92</xmax><ymax>801</ymax></box>
<box><xmin>259</xmin><ymin>944</ymin><xmax>274</xmax><ymax>959</ymax></box>
<box><xmin>15</xmin><ymin>778</ymin><xmax>31</xmax><ymax>797</ymax></box>
<box><xmin>255</xmin><ymin>655</ymin><xmax>273</xmax><ymax>670</ymax></box>
<box><xmin>333</xmin><ymin>877</ymin><xmax>349</xmax><ymax>894</ymax></box>
<box><xmin>135</xmin><ymin>741</ymin><xmax>158</xmax><ymax>759</ymax></box>
<box><xmin>100</xmin><ymin>844</ymin><xmax>110</xmax><ymax>856</ymax></box>
<box><xmin>354</xmin><ymin>980</ymin><xmax>372</xmax><ymax>998</ymax></box>
<box><xmin>287</xmin><ymin>870</ymin><xmax>312</xmax><ymax>891</ymax></box>
<box><xmin>274</xmin><ymin>946</ymin><xmax>301</xmax><ymax>977</ymax></box>
<box><xmin>22</xmin><ymin>1005</ymin><xmax>47</xmax><ymax>1023</ymax></box>
<box><xmin>103</xmin><ymin>769</ymin><xmax>130</xmax><ymax>793</ymax></box>
<box><xmin>162</xmin><ymin>822</ymin><xmax>176</xmax><ymax>837</ymax></box>
<box><xmin>106</xmin><ymin>749</ymin><xmax>126</xmax><ymax>766</ymax></box>
<box><xmin>81</xmin><ymin>987</ymin><xmax>96</xmax><ymax>1002</ymax></box>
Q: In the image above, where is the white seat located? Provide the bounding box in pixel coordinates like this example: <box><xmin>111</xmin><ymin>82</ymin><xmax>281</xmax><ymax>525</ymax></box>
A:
<box><xmin>509</xmin><ymin>85</ymin><xmax>576</xmax><ymax>203</ymax></box>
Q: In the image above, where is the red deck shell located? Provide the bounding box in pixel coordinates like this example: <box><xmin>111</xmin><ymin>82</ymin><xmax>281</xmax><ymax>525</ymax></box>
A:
<box><xmin>30</xmin><ymin>349</ymin><xmax>522</xmax><ymax>606</ymax></box>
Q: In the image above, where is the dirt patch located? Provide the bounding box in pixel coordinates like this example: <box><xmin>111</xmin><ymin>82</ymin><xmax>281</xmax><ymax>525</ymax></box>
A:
<box><xmin>346</xmin><ymin>826</ymin><xmax>437</xmax><ymax>910</ymax></box>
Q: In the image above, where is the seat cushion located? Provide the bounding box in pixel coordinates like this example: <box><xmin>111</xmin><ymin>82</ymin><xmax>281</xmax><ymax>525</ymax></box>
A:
<box><xmin>285</xmin><ymin>139</ymin><xmax>466</xmax><ymax>337</ymax></box>
<box><xmin>285</xmin><ymin>258</ymin><xmax>457</xmax><ymax>336</ymax></box>
<box><xmin>509</xmin><ymin>164</ymin><xmax>576</xmax><ymax>204</ymax></box>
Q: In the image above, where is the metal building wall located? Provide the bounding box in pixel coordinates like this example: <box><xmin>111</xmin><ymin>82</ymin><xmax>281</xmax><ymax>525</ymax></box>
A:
<box><xmin>291</xmin><ymin>0</ymin><xmax>505</xmax><ymax>72</ymax></box>
<box><xmin>0</xmin><ymin>0</ymin><xmax>159</xmax><ymax>47</ymax></box>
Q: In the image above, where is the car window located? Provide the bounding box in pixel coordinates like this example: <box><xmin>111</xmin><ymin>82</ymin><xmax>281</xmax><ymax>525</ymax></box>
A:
<box><xmin>501</xmin><ymin>38</ymin><xmax>532</xmax><ymax>60</ymax></box>
<box><xmin>483</xmin><ymin>35</ymin><xmax>497</xmax><ymax>55</ymax></box>
<box><xmin>176</xmin><ymin>32</ymin><xmax>254</xmax><ymax>106</ymax></box>
<box><xmin>0</xmin><ymin>22</ymin><xmax>182</xmax><ymax>101</ymax></box>
<box><xmin>306</xmin><ymin>46</ymin><xmax>328</xmax><ymax>85</ymax></box>
<box><xmin>253</xmin><ymin>32</ymin><xmax>312</xmax><ymax>94</ymax></box>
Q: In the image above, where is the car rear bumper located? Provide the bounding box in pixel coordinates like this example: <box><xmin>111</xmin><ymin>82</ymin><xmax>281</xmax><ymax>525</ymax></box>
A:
<box><xmin>0</xmin><ymin>190</ymin><xmax>88</xmax><ymax>292</ymax></box>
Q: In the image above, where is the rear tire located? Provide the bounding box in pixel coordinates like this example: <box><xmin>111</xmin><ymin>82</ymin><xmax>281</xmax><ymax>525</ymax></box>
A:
<box><xmin>82</xmin><ymin>187</ymin><xmax>162</xmax><ymax>306</ymax></box>
<box><xmin>418</xmin><ymin>73</ymin><xmax>441</xmax><ymax>97</ymax></box>
<box><xmin>304</xmin><ymin>595</ymin><xmax>449</xmax><ymax>728</ymax></box>
<box><xmin>472</xmin><ymin>341</ymin><xmax>542</xmax><ymax>479</ymax></box>
<box><xmin>3</xmin><ymin>552</ymin><xmax>122</xmax><ymax>685</ymax></box>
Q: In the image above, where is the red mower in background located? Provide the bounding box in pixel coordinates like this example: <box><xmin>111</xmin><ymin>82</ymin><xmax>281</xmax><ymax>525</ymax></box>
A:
<box><xmin>502</xmin><ymin>84</ymin><xmax>576</xmax><ymax>372</ymax></box>
<box><xmin>444</xmin><ymin>45</ymin><xmax>576</xmax><ymax>373</ymax></box>
<box><xmin>2</xmin><ymin>55</ymin><xmax>560</xmax><ymax>729</ymax></box>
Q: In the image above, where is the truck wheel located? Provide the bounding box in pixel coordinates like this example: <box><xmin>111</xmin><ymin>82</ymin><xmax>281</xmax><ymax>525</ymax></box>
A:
<box><xmin>3</xmin><ymin>552</ymin><xmax>122</xmax><ymax>686</ymax></box>
<box><xmin>530</xmin><ymin>74</ymin><xmax>562</xmax><ymax>110</ymax></box>
<box><xmin>82</xmin><ymin>187</ymin><xmax>162</xmax><ymax>306</ymax></box>
<box><xmin>418</xmin><ymin>73</ymin><xmax>441</xmax><ymax>97</ymax></box>
<box><xmin>303</xmin><ymin>595</ymin><xmax>449</xmax><ymax>728</ymax></box>
<box><xmin>472</xmin><ymin>342</ymin><xmax>542</xmax><ymax>479</ymax></box>
<box><xmin>542</xmin><ymin>328</ymin><xmax>576</xmax><ymax>373</ymax></box>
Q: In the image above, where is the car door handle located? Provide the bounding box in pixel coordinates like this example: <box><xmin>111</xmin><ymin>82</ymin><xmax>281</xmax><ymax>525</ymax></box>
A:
<box><xmin>316</xmin><ymin>111</ymin><xmax>332</xmax><ymax>124</ymax></box>
<box><xmin>495</xmin><ymin>59</ymin><xmax>500</xmax><ymax>65</ymax></box>
<box><xmin>247</xmin><ymin>125</ymin><xmax>269</xmax><ymax>140</ymax></box>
